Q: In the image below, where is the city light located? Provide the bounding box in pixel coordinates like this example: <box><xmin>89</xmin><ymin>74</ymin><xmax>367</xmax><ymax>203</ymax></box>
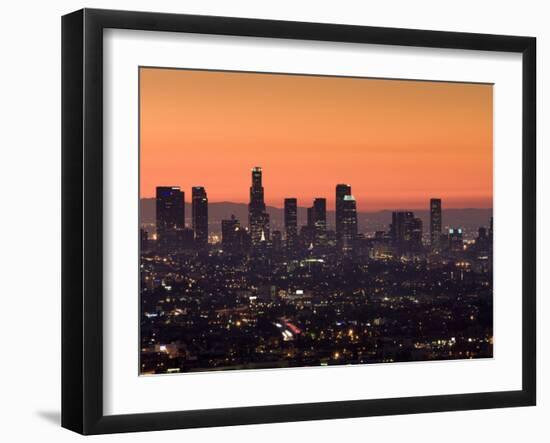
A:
<box><xmin>140</xmin><ymin>167</ymin><xmax>493</xmax><ymax>374</ymax></box>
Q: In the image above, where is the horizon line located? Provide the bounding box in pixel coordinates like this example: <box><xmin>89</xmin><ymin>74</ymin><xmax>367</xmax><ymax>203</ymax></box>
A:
<box><xmin>140</xmin><ymin>197</ymin><xmax>492</xmax><ymax>212</ymax></box>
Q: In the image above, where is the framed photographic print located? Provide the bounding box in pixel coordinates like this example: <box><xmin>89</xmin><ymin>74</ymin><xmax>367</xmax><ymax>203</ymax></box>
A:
<box><xmin>61</xmin><ymin>8</ymin><xmax>536</xmax><ymax>435</ymax></box>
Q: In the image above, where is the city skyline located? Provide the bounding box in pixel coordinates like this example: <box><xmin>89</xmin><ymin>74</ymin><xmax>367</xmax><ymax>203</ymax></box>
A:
<box><xmin>140</xmin><ymin>68</ymin><xmax>493</xmax><ymax>210</ymax></box>
<box><xmin>146</xmin><ymin>165</ymin><xmax>492</xmax><ymax>251</ymax></box>
<box><xmin>147</xmin><ymin>167</ymin><xmax>456</xmax><ymax>229</ymax></box>
<box><xmin>142</xmin><ymin>187</ymin><xmax>492</xmax><ymax>211</ymax></box>
<box><xmin>141</xmin><ymin>165</ymin><xmax>493</xmax><ymax>374</ymax></box>
<box><xmin>144</xmin><ymin>166</ymin><xmax>490</xmax><ymax>224</ymax></box>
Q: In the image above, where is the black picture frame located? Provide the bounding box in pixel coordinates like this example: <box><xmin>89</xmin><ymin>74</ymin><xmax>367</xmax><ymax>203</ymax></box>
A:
<box><xmin>62</xmin><ymin>8</ymin><xmax>536</xmax><ymax>435</ymax></box>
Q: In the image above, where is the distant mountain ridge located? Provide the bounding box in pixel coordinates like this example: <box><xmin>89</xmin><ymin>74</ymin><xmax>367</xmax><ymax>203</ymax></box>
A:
<box><xmin>140</xmin><ymin>198</ymin><xmax>492</xmax><ymax>233</ymax></box>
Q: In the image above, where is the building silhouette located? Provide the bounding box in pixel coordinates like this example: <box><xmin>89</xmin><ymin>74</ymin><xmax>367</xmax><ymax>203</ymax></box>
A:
<box><xmin>301</xmin><ymin>206</ymin><xmax>316</xmax><ymax>249</ymax></box>
<box><xmin>449</xmin><ymin>227</ymin><xmax>464</xmax><ymax>253</ymax></box>
<box><xmin>312</xmin><ymin>198</ymin><xmax>327</xmax><ymax>247</ymax></box>
<box><xmin>336</xmin><ymin>184</ymin><xmax>352</xmax><ymax>242</ymax></box>
<box><xmin>391</xmin><ymin>211</ymin><xmax>423</xmax><ymax>256</ymax></box>
<box><xmin>192</xmin><ymin>186</ymin><xmax>208</xmax><ymax>249</ymax></box>
<box><xmin>410</xmin><ymin>217</ymin><xmax>423</xmax><ymax>253</ymax></box>
<box><xmin>222</xmin><ymin>215</ymin><xmax>241</xmax><ymax>253</ymax></box>
<box><xmin>430</xmin><ymin>198</ymin><xmax>442</xmax><ymax>251</ymax></box>
<box><xmin>341</xmin><ymin>195</ymin><xmax>358</xmax><ymax>252</ymax></box>
<box><xmin>306</xmin><ymin>207</ymin><xmax>314</xmax><ymax>227</ymax></box>
<box><xmin>156</xmin><ymin>186</ymin><xmax>185</xmax><ymax>252</ymax></box>
<box><xmin>284</xmin><ymin>198</ymin><xmax>298</xmax><ymax>251</ymax></box>
<box><xmin>391</xmin><ymin>211</ymin><xmax>414</xmax><ymax>245</ymax></box>
<box><xmin>248</xmin><ymin>167</ymin><xmax>270</xmax><ymax>246</ymax></box>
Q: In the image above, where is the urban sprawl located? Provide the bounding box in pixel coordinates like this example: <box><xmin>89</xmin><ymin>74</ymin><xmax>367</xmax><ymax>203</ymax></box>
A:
<box><xmin>140</xmin><ymin>167</ymin><xmax>493</xmax><ymax>374</ymax></box>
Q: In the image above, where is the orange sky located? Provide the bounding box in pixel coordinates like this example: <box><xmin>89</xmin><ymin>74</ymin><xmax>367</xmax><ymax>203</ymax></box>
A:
<box><xmin>140</xmin><ymin>67</ymin><xmax>493</xmax><ymax>210</ymax></box>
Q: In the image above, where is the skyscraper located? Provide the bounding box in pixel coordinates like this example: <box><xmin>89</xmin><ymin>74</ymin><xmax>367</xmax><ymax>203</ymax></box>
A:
<box><xmin>301</xmin><ymin>206</ymin><xmax>316</xmax><ymax>249</ymax></box>
<box><xmin>410</xmin><ymin>217</ymin><xmax>423</xmax><ymax>253</ymax></box>
<box><xmin>222</xmin><ymin>215</ymin><xmax>240</xmax><ymax>253</ymax></box>
<box><xmin>307</xmin><ymin>207</ymin><xmax>314</xmax><ymax>228</ymax></box>
<box><xmin>192</xmin><ymin>186</ymin><xmax>208</xmax><ymax>249</ymax></box>
<box><xmin>313</xmin><ymin>198</ymin><xmax>327</xmax><ymax>247</ymax></box>
<box><xmin>390</xmin><ymin>211</ymin><xmax>423</xmax><ymax>256</ymax></box>
<box><xmin>391</xmin><ymin>211</ymin><xmax>413</xmax><ymax>244</ymax></box>
<box><xmin>430</xmin><ymin>198</ymin><xmax>442</xmax><ymax>251</ymax></box>
<box><xmin>156</xmin><ymin>186</ymin><xmax>185</xmax><ymax>252</ymax></box>
<box><xmin>449</xmin><ymin>227</ymin><xmax>464</xmax><ymax>253</ymax></box>
<box><xmin>284</xmin><ymin>198</ymin><xmax>298</xmax><ymax>250</ymax></box>
<box><xmin>313</xmin><ymin>198</ymin><xmax>327</xmax><ymax>229</ymax></box>
<box><xmin>336</xmin><ymin>184</ymin><xmax>352</xmax><ymax>240</ymax></box>
<box><xmin>248</xmin><ymin>167</ymin><xmax>270</xmax><ymax>245</ymax></box>
<box><xmin>341</xmin><ymin>195</ymin><xmax>358</xmax><ymax>252</ymax></box>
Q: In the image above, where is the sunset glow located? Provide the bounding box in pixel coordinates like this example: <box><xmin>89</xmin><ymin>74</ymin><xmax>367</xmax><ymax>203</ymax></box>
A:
<box><xmin>140</xmin><ymin>68</ymin><xmax>493</xmax><ymax>210</ymax></box>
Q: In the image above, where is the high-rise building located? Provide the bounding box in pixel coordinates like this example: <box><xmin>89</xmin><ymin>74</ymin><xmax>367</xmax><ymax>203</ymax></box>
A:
<box><xmin>156</xmin><ymin>186</ymin><xmax>185</xmax><ymax>252</ymax></box>
<box><xmin>410</xmin><ymin>217</ymin><xmax>423</xmax><ymax>252</ymax></box>
<box><xmin>307</xmin><ymin>206</ymin><xmax>314</xmax><ymax>228</ymax></box>
<box><xmin>336</xmin><ymin>184</ymin><xmax>352</xmax><ymax>240</ymax></box>
<box><xmin>430</xmin><ymin>198</ymin><xmax>442</xmax><ymax>251</ymax></box>
<box><xmin>192</xmin><ymin>186</ymin><xmax>208</xmax><ymax>249</ymax></box>
<box><xmin>248</xmin><ymin>167</ymin><xmax>270</xmax><ymax>246</ymax></box>
<box><xmin>449</xmin><ymin>227</ymin><xmax>464</xmax><ymax>253</ymax></box>
<box><xmin>313</xmin><ymin>198</ymin><xmax>327</xmax><ymax>247</ymax></box>
<box><xmin>301</xmin><ymin>206</ymin><xmax>316</xmax><ymax>249</ymax></box>
<box><xmin>284</xmin><ymin>198</ymin><xmax>298</xmax><ymax>250</ymax></box>
<box><xmin>222</xmin><ymin>215</ymin><xmax>240</xmax><ymax>253</ymax></box>
<box><xmin>341</xmin><ymin>195</ymin><xmax>358</xmax><ymax>252</ymax></box>
<box><xmin>313</xmin><ymin>198</ymin><xmax>327</xmax><ymax>229</ymax></box>
<box><xmin>391</xmin><ymin>211</ymin><xmax>414</xmax><ymax>245</ymax></box>
<box><xmin>390</xmin><ymin>211</ymin><xmax>424</xmax><ymax>256</ymax></box>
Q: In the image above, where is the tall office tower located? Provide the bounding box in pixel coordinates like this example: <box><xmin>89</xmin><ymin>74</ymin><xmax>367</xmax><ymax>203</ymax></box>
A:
<box><xmin>248</xmin><ymin>167</ymin><xmax>270</xmax><ymax>245</ymax></box>
<box><xmin>313</xmin><ymin>198</ymin><xmax>327</xmax><ymax>229</ymax></box>
<box><xmin>430</xmin><ymin>198</ymin><xmax>442</xmax><ymax>251</ymax></box>
<box><xmin>449</xmin><ymin>227</ymin><xmax>464</xmax><ymax>253</ymax></box>
<box><xmin>489</xmin><ymin>216</ymin><xmax>493</xmax><ymax>238</ymax></box>
<box><xmin>222</xmin><ymin>215</ymin><xmax>240</xmax><ymax>253</ymax></box>
<box><xmin>391</xmin><ymin>211</ymin><xmax>414</xmax><ymax>244</ymax></box>
<box><xmin>390</xmin><ymin>211</ymin><xmax>415</xmax><ymax>255</ymax></box>
<box><xmin>410</xmin><ymin>217</ymin><xmax>423</xmax><ymax>252</ymax></box>
<box><xmin>192</xmin><ymin>186</ymin><xmax>208</xmax><ymax>249</ymax></box>
<box><xmin>284</xmin><ymin>198</ymin><xmax>298</xmax><ymax>250</ymax></box>
<box><xmin>341</xmin><ymin>195</ymin><xmax>358</xmax><ymax>252</ymax></box>
<box><xmin>301</xmin><ymin>206</ymin><xmax>316</xmax><ymax>249</ymax></box>
<box><xmin>156</xmin><ymin>186</ymin><xmax>185</xmax><ymax>252</ymax></box>
<box><xmin>336</xmin><ymin>184</ymin><xmax>352</xmax><ymax>240</ymax></box>
<box><xmin>307</xmin><ymin>207</ymin><xmax>314</xmax><ymax>227</ymax></box>
<box><xmin>313</xmin><ymin>198</ymin><xmax>327</xmax><ymax>247</ymax></box>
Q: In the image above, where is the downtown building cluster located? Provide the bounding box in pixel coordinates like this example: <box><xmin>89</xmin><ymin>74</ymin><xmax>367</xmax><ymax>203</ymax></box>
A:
<box><xmin>144</xmin><ymin>167</ymin><xmax>492</xmax><ymax>266</ymax></box>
